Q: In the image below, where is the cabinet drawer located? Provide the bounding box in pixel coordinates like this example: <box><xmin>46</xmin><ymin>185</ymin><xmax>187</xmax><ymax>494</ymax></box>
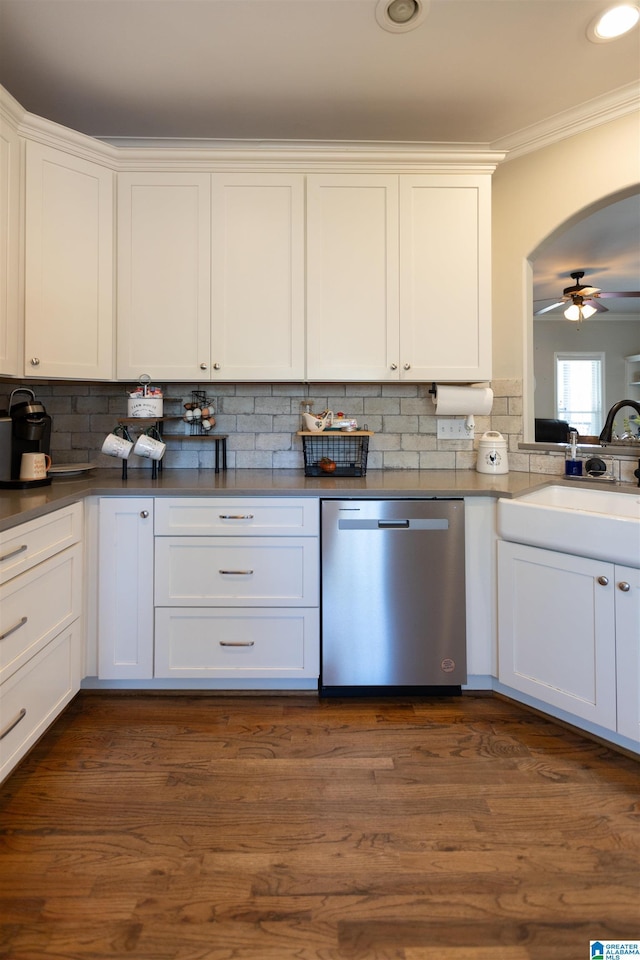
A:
<box><xmin>154</xmin><ymin>498</ymin><xmax>319</xmax><ymax>536</ymax></box>
<box><xmin>155</xmin><ymin>537</ymin><xmax>319</xmax><ymax>606</ymax></box>
<box><xmin>0</xmin><ymin>503</ymin><xmax>83</xmax><ymax>585</ymax></box>
<box><xmin>0</xmin><ymin>624</ymin><xmax>81</xmax><ymax>782</ymax></box>
<box><xmin>154</xmin><ymin>608</ymin><xmax>319</xmax><ymax>678</ymax></box>
<box><xmin>0</xmin><ymin>545</ymin><xmax>82</xmax><ymax>684</ymax></box>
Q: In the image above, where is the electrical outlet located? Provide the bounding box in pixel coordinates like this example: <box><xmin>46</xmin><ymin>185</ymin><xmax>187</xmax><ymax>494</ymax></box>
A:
<box><xmin>437</xmin><ymin>418</ymin><xmax>469</xmax><ymax>439</ymax></box>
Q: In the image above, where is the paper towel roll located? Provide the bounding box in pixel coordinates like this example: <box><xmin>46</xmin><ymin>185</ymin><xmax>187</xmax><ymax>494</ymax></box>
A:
<box><xmin>432</xmin><ymin>385</ymin><xmax>493</xmax><ymax>416</ymax></box>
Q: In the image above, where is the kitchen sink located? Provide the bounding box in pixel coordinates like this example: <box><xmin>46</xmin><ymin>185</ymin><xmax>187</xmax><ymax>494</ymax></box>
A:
<box><xmin>497</xmin><ymin>484</ymin><xmax>640</xmax><ymax>566</ymax></box>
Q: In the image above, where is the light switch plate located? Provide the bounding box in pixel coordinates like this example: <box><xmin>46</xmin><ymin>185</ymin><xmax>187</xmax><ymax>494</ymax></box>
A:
<box><xmin>437</xmin><ymin>418</ymin><xmax>469</xmax><ymax>439</ymax></box>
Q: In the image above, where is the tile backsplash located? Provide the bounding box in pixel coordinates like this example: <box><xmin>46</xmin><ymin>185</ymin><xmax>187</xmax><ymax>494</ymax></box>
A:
<box><xmin>1</xmin><ymin>378</ymin><xmax>638</xmax><ymax>482</ymax></box>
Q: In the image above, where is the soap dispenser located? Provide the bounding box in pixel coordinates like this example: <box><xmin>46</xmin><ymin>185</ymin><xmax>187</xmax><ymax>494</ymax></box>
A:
<box><xmin>565</xmin><ymin>430</ymin><xmax>582</xmax><ymax>477</ymax></box>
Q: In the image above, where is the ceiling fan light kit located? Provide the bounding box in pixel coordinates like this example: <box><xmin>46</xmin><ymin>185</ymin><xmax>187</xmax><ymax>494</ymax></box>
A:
<box><xmin>587</xmin><ymin>2</ymin><xmax>640</xmax><ymax>41</ymax></box>
<box><xmin>564</xmin><ymin>299</ymin><xmax>597</xmax><ymax>322</ymax></box>
<box><xmin>375</xmin><ymin>0</ymin><xmax>430</xmax><ymax>33</ymax></box>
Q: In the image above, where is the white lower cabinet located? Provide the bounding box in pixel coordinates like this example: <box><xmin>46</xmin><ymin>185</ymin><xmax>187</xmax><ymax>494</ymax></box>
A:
<box><xmin>0</xmin><ymin>624</ymin><xmax>81</xmax><ymax>781</ymax></box>
<box><xmin>154</xmin><ymin>497</ymin><xmax>320</xmax><ymax>681</ymax></box>
<box><xmin>0</xmin><ymin>503</ymin><xmax>83</xmax><ymax>782</ymax></box>
<box><xmin>97</xmin><ymin>496</ymin><xmax>320</xmax><ymax>684</ymax></box>
<box><xmin>498</xmin><ymin>540</ymin><xmax>639</xmax><ymax>743</ymax></box>
<box><xmin>614</xmin><ymin>564</ymin><xmax>640</xmax><ymax>744</ymax></box>
<box><xmin>97</xmin><ymin>498</ymin><xmax>154</xmax><ymax>679</ymax></box>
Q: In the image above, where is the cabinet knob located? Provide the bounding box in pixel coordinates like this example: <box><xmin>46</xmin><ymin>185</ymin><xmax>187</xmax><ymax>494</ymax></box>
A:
<box><xmin>213</xmin><ymin>362</ymin><xmax>221</xmax><ymax>370</ymax></box>
<box><xmin>200</xmin><ymin>363</ymin><xmax>208</xmax><ymax>370</ymax></box>
<box><xmin>597</xmin><ymin>576</ymin><xmax>609</xmax><ymax>586</ymax></box>
<box><xmin>404</xmin><ymin>363</ymin><xmax>411</xmax><ymax>370</ymax></box>
<box><xmin>30</xmin><ymin>357</ymin><xmax>40</xmax><ymax>366</ymax></box>
<box><xmin>390</xmin><ymin>363</ymin><xmax>398</xmax><ymax>371</ymax></box>
<box><xmin>617</xmin><ymin>581</ymin><xmax>631</xmax><ymax>592</ymax></box>
<box><xmin>140</xmin><ymin>510</ymin><xmax>149</xmax><ymax>519</ymax></box>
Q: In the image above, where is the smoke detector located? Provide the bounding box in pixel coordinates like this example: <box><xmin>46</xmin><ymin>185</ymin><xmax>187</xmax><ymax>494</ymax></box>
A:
<box><xmin>375</xmin><ymin>0</ymin><xmax>430</xmax><ymax>33</ymax></box>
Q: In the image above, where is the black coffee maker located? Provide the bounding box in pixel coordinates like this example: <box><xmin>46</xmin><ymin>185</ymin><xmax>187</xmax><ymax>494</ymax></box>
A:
<box><xmin>0</xmin><ymin>388</ymin><xmax>52</xmax><ymax>488</ymax></box>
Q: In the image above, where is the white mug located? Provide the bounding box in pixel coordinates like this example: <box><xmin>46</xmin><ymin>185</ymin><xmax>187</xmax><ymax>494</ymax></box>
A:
<box><xmin>133</xmin><ymin>433</ymin><xmax>166</xmax><ymax>461</ymax></box>
<box><xmin>102</xmin><ymin>431</ymin><xmax>133</xmax><ymax>460</ymax></box>
<box><xmin>20</xmin><ymin>452</ymin><xmax>51</xmax><ymax>481</ymax></box>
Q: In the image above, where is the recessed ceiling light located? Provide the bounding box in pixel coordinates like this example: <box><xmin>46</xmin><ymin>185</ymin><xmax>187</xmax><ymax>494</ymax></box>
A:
<box><xmin>375</xmin><ymin>0</ymin><xmax>430</xmax><ymax>33</ymax></box>
<box><xmin>587</xmin><ymin>2</ymin><xmax>640</xmax><ymax>41</ymax></box>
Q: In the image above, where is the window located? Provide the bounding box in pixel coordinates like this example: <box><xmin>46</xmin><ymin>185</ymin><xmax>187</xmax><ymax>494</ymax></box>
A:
<box><xmin>555</xmin><ymin>352</ymin><xmax>604</xmax><ymax>435</ymax></box>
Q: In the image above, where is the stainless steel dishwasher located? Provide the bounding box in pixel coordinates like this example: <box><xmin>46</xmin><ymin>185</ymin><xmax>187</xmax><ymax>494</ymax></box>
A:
<box><xmin>320</xmin><ymin>499</ymin><xmax>466</xmax><ymax>695</ymax></box>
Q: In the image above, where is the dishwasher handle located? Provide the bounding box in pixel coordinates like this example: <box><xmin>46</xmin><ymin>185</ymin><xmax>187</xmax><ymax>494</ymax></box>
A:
<box><xmin>338</xmin><ymin>518</ymin><xmax>449</xmax><ymax>531</ymax></box>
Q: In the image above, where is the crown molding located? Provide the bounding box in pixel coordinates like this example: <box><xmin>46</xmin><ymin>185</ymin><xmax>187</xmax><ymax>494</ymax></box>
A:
<box><xmin>0</xmin><ymin>85</ymin><xmax>26</xmax><ymax>127</ymax></box>
<box><xmin>493</xmin><ymin>81</ymin><xmax>640</xmax><ymax>162</ymax></box>
<box><xmin>3</xmin><ymin>80</ymin><xmax>636</xmax><ymax>170</ymax></box>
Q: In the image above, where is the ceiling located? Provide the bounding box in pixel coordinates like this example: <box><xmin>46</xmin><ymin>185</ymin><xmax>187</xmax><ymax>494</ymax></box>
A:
<box><xmin>0</xmin><ymin>0</ymin><xmax>638</xmax><ymax>146</ymax></box>
<box><xmin>0</xmin><ymin>0</ymin><xmax>638</xmax><ymax>309</ymax></box>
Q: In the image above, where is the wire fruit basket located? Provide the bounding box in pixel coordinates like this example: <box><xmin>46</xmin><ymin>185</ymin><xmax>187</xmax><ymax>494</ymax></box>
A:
<box><xmin>298</xmin><ymin>431</ymin><xmax>372</xmax><ymax>477</ymax></box>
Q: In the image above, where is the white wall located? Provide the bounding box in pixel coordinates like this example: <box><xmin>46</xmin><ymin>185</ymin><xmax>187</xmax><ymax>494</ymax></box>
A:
<box><xmin>534</xmin><ymin>319</ymin><xmax>640</xmax><ymax>419</ymax></box>
<box><xmin>491</xmin><ymin>111</ymin><xmax>640</xmax><ymax>426</ymax></box>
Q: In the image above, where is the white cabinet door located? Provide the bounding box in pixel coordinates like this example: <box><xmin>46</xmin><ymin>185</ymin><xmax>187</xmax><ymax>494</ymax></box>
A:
<box><xmin>211</xmin><ymin>174</ymin><xmax>305</xmax><ymax>380</ymax></box>
<box><xmin>498</xmin><ymin>540</ymin><xmax>617</xmax><ymax>729</ymax></box>
<box><xmin>24</xmin><ymin>142</ymin><xmax>114</xmax><ymax>379</ymax></box>
<box><xmin>399</xmin><ymin>175</ymin><xmax>491</xmax><ymax>381</ymax></box>
<box><xmin>306</xmin><ymin>175</ymin><xmax>400</xmax><ymax>381</ymax></box>
<box><xmin>117</xmin><ymin>173</ymin><xmax>211</xmax><ymax>380</ymax></box>
<box><xmin>615</xmin><ymin>564</ymin><xmax>640</xmax><ymax>744</ymax></box>
<box><xmin>98</xmin><ymin>498</ymin><xmax>154</xmax><ymax>679</ymax></box>
<box><xmin>0</xmin><ymin>103</ymin><xmax>20</xmax><ymax>377</ymax></box>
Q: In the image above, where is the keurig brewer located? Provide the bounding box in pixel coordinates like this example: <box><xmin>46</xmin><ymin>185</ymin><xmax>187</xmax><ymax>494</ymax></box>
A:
<box><xmin>0</xmin><ymin>388</ymin><xmax>52</xmax><ymax>488</ymax></box>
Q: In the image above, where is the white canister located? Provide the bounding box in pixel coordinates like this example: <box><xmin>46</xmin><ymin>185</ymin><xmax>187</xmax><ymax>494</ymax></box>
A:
<box><xmin>476</xmin><ymin>431</ymin><xmax>509</xmax><ymax>475</ymax></box>
<box><xmin>127</xmin><ymin>397</ymin><xmax>163</xmax><ymax>418</ymax></box>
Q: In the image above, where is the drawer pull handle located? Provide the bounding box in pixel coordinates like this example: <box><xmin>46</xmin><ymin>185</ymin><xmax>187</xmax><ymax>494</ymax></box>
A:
<box><xmin>219</xmin><ymin>569</ymin><xmax>254</xmax><ymax>576</ymax></box>
<box><xmin>218</xmin><ymin>514</ymin><xmax>254</xmax><ymax>520</ymax></box>
<box><xmin>0</xmin><ymin>707</ymin><xmax>27</xmax><ymax>740</ymax></box>
<box><xmin>0</xmin><ymin>616</ymin><xmax>28</xmax><ymax>641</ymax></box>
<box><xmin>220</xmin><ymin>641</ymin><xmax>255</xmax><ymax>647</ymax></box>
<box><xmin>0</xmin><ymin>544</ymin><xmax>28</xmax><ymax>563</ymax></box>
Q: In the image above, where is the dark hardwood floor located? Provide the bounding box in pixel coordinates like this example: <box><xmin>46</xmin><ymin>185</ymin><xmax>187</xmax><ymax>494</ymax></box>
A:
<box><xmin>0</xmin><ymin>692</ymin><xmax>638</xmax><ymax>960</ymax></box>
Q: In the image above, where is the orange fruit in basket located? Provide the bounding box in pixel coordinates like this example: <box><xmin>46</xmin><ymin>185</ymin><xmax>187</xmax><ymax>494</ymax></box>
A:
<box><xmin>320</xmin><ymin>458</ymin><xmax>337</xmax><ymax>473</ymax></box>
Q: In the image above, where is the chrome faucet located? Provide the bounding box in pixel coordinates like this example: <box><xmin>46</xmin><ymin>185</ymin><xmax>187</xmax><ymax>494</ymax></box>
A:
<box><xmin>598</xmin><ymin>399</ymin><xmax>640</xmax><ymax>444</ymax></box>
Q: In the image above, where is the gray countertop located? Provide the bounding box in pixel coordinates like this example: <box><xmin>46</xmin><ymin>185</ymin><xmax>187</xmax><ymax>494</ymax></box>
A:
<box><xmin>0</xmin><ymin>467</ymin><xmax>555</xmax><ymax>532</ymax></box>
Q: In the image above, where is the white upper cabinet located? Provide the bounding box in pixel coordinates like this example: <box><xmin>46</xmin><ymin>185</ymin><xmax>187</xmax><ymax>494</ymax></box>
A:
<box><xmin>306</xmin><ymin>175</ymin><xmax>400</xmax><ymax>381</ymax></box>
<box><xmin>307</xmin><ymin>173</ymin><xmax>491</xmax><ymax>382</ymax></box>
<box><xmin>399</xmin><ymin>176</ymin><xmax>491</xmax><ymax>381</ymax></box>
<box><xmin>117</xmin><ymin>172</ymin><xmax>212</xmax><ymax>381</ymax></box>
<box><xmin>211</xmin><ymin>174</ymin><xmax>305</xmax><ymax>381</ymax></box>
<box><xmin>117</xmin><ymin>172</ymin><xmax>305</xmax><ymax>382</ymax></box>
<box><xmin>0</xmin><ymin>98</ymin><xmax>21</xmax><ymax>378</ymax></box>
<box><xmin>24</xmin><ymin>142</ymin><xmax>114</xmax><ymax>379</ymax></box>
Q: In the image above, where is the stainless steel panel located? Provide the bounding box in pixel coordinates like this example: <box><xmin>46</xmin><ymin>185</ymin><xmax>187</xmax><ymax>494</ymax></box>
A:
<box><xmin>321</xmin><ymin>499</ymin><xmax>466</xmax><ymax>688</ymax></box>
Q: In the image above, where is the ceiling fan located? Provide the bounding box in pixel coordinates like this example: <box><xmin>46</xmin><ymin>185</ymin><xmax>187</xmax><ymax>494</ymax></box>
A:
<box><xmin>534</xmin><ymin>270</ymin><xmax>640</xmax><ymax>318</ymax></box>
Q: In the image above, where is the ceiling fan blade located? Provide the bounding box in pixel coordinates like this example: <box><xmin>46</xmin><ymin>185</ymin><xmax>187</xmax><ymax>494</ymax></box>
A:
<box><xmin>597</xmin><ymin>290</ymin><xmax>640</xmax><ymax>298</ymax></box>
<box><xmin>587</xmin><ymin>298</ymin><xmax>608</xmax><ymax>313</ymax></box>
<box><xmin>534</xmin><ymin>300</ymin><xmax>563</xmax><ymax>315</ymax></box>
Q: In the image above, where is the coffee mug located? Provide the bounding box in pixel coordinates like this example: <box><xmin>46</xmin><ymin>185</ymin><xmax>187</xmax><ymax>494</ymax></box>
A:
<box><xmin>133</xmin><ymin>429</ymin><xmax>166</xmax><ymax>461</ymax></box>
<box><xmin>20</xmin><ymin>452</ymin><xmax>51</xmax><ymax>481</ymax></box>
<box><xmin>102</xmin><ymin>426</ymin><xmax>133</xmax><ymax>460</ymax></box>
